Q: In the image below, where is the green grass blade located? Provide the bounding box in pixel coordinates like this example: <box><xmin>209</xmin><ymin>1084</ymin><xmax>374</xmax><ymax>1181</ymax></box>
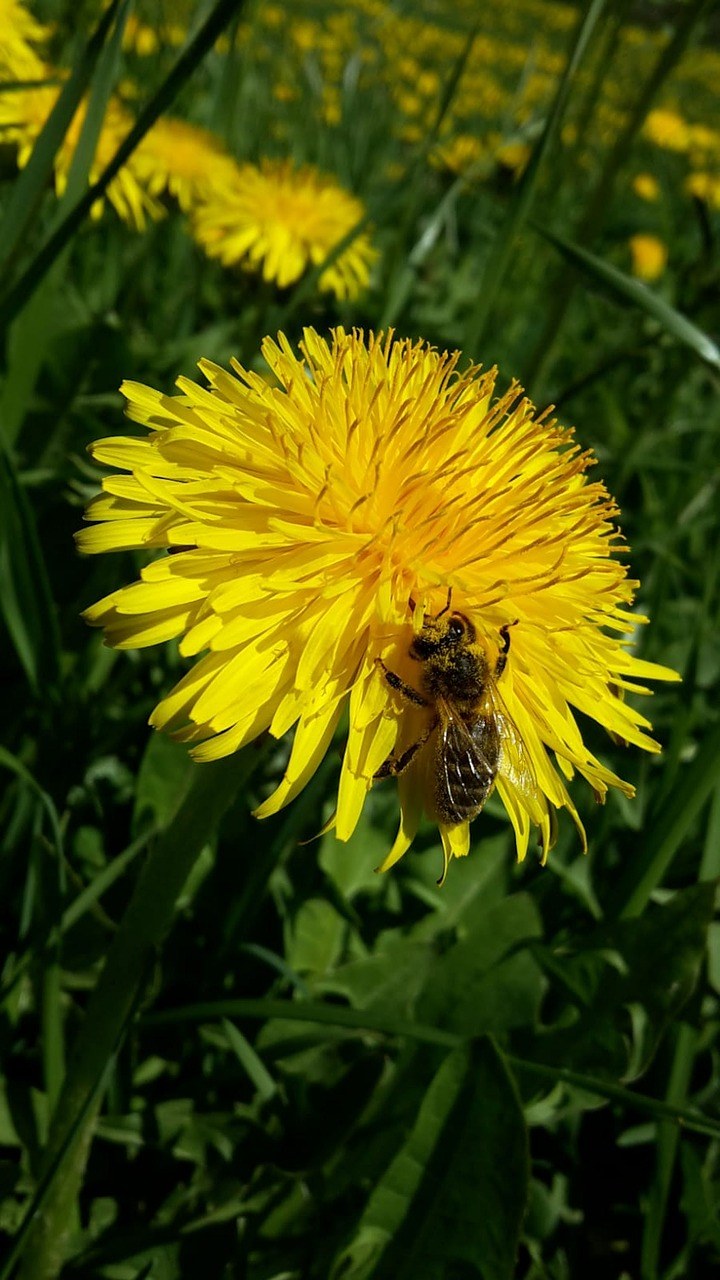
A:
<box><xmin>0</xmin><ymin>281</ymin><xmax>63</xmax><ymax>447</ymax></box>
<box><xmin>0</xmin><ymin>449</ymin><xmax>61</xmax><ymax>692</ymax></box>
<box><xmin>0</xmin><ymin>0</ymin><xmax>247</xmax><ymax>331</ymax></box>
<box><xmin>609</xmin><ymin>722</ymin><xmax>720</xmax><ymax>920</ymax></box>
<box><xmin>278</xmin><ymin>27</ymin><xmax>479</xmax><ymax>331</ymax></box>
<box><xmin>0</xmin><ymin>4</ymin><xmax>130</xmax><ymax>448</ymax></box>
<box><xmin>0</xmin><ymin>828</ymin><xmax>155</xmax><ymax>1009</ymax></box>
<box><xmin>0</xmin><ymin>747</ymin><xmax>65</xmax><ymax>862</ymax></box>
<box><xmin>0</xmin><ymin>988</ymin><xmax>141</xmax><ymax>1280</ymax></box>
<box><xmin>639</xmin><ymin>785</ymin><xmax>720</xmax><ymax>1277</ymax></box>
<box><xmin>0</xmin><ymin>77</ymin><xmax>64</xmax><ymax>92</ymax></box>
<box><xmin>464</xmin><ymin>0</ymin><xmax>609</xmax><ymax>355</ymax></box>
<box><xmin>523</xmin><ymin>0</ymin><xmax>716</xmax><ymax>392</ymax></box>
<box><xmin>0</xmin><ymin>0</ymin><xmax>122</xmax><ymax>276</ymax></box>
<box><xmin>16</xmin><ymin>757</ymin><xmax>246</xmax><ymax>1279</ymax></box>
<box><xmin>378</xmin><ymin>22</ymin><xmax>480</xmax><ymax>330</ymax></box>
<box><xmin>535</xmin><ymin>223</ymin><xmax>720</xmax><ymax>370</ymax></box>
<box><xmin>54</xmin><ymin>0</ymin><xmax>133</xmax><ymax>217</ymax></box>
<box><xmin>221</xmin><ymin>1018</ymin><xmax>277</xmax><ymax>1101</ymax></box>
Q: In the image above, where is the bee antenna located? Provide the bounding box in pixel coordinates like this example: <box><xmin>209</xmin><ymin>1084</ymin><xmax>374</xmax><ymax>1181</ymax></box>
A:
<box><xmin>436</xmin><ymin>586</ymin><xmax>453</xmax><ymax>619</ymax></box>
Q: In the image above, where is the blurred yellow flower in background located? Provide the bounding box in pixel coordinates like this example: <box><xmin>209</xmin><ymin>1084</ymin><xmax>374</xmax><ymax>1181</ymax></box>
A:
<box><xmin>122</xmin><ymin>14</ymin><xmax>186</xmax><ymax>55</ymax></box>
<box><xmin>77</xmin><ymin>329</ymin><xmax>677</xmax><ymax>878</ymax></box>
<box><xmin>629</xmin><ymin>233</ymin><xmax>668</xmax><ymax>282</ymax></box>
<box><xmin>632</xmin><ymin>172</ymin><xmax>660</xmax><ymax>202</ymax></box>
<box><xmin>192</xmin><ymin>159</ymin><xmax>376</xmax><ymax>300</ymax></box>
<box><xmin>431</xmin><ymin>133</ymin><xmax>487</xmax><ymax>176</ymax></box>
<box><xmin>643</xmin><ymin>108</ymin><xmax>689</xmax><ymax>152</ymax></box>
<box><xmin>0</xmin><ymin>0</ymin><xmax>50</xmax><ymax>76</ymax></box>
<box><xmin>0</xmin><ymin>76</ymin><xmax>161</xmax><ymax>228</ymax></box>
<box><xmin>495</xmin><ymin>137</ymin><xmax>531</xmax><ymax>177</ymax></box>
<box><xmin>134</xmin><ymin>117</ymin><xmax>237</xmax><ymax>212</ymax></box>
<box><xmin>685</xmin><ymin>171</ymin><xmax>720</xmax><ymax>209</ymax></box>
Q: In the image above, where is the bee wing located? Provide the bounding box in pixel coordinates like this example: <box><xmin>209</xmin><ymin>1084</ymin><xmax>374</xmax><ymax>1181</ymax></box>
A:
<box><xmin>483</xmin><ymin>679</ymin><xmax>538</xmax><ymax>807</ymax></box>
<box><xmin>436</xmin><ymin>701</ymin><xmax>496</xmax><ymax>823</ymax></box>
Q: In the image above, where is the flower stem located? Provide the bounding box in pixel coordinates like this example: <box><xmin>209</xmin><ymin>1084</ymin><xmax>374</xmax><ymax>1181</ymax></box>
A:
<box><xmin>17</xmin><ymin>755</ymin><xmax>245</xmax><ymax>1280</ymax></box>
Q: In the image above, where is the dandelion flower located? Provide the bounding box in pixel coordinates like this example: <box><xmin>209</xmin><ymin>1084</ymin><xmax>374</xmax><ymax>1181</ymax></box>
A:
<box><xmin>122</xmin><ymin>14</ymin><xmax>186</xmax><ymax>56</ymax></box>
<box><xmin>643</xmin><ymin>107</ymin><xmax>689</xmax><ymax>152</ymax></box>
<box><xmin>685</xmin><ymin>171</ymin><xmax>720</xmax><ymax>210</ymax></box>
<box><xmin>0</xmin><ymin>77</ymin><xmax>161</xmax><ymax>229</ymax></box>
<box><xmin>629</xmin><ymin>233</ymin><xmax>667</xmax><ymax>283</ymax></box>
<box><xmin>495</xmin><ymin>138</ymin><xmax>531</xmax><ymax>178</ymax></box>
<box><xmin>431</xmin><ymin>134</ymin><xmax>487</xmax><ymax>177</ymax></box>
<box><xmin>0</xmin><ymin>0</ymin><xmax>51</xmax><ymax>77</ymax></box>
<box><xmin>77</xmin><ymin>330</ymin><xmax>678</xmax><ymax>878</ymax></box>
<box><xmin>192</xmin><ymin>159</ymin><xmax>376</xmax><ymax>301</ymax></box>
<box><xmin>632</xmin><ymin>173</ymin><xmax>660</xmax><ymax>202</ymax></box>
<box><xmin>133</xmin><ymin>116</ymin><xmax>237</xmax><ymax>212</ymax></box>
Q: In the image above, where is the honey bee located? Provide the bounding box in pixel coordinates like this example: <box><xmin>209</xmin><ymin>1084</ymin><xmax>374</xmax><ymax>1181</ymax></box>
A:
<box><xmin>375</xmin><ymin>594</ymin><xmax>535</xmax><ymax>826</ymax></box>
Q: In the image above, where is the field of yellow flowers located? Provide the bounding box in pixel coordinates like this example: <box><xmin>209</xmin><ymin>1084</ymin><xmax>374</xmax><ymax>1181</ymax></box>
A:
<box><xmin>1</xmin><ymin>1</ymin><xmax>719</xmax><ymax>1277</ymax></box>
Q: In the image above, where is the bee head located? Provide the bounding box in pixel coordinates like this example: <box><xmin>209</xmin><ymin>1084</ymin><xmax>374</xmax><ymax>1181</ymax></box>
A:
<box><xmin>410</xmin><ymin>609</ymin><xmax>476</xmax><ymax>659</ymax></box>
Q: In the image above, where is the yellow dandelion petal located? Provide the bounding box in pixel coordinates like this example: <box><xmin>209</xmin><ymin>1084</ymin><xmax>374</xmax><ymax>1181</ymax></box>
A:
<box><xmin>254</xmin><ymin>695</ymin><xmax>346</xmax><ymax>819</ymax></box>
<box><xmin>0</xmin><ymin>0</ymin><xmax>51</xmax><ymax>76</ymax></box>
<box><xmin>191</xmin><ymin>159</ymin><xmax>377</xmax><ymax>301</ymax></box>
<box><xmin>441</xmin><ymin>822</ymin><xmax>471</xmax><ymax>863</ymax></box>
<box><xmin>376</xmin><ymin>766</ymin><xmax>426</xmax><ymax>874</ymax></box>
<box><xmin>79</xmin><ymin>328</ymin><xmax>678</xmax><ymax>880</ymax></box>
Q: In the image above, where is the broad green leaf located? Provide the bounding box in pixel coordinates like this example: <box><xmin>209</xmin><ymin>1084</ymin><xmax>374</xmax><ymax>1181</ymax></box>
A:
<box><xmin>319</xmin><ymin>795</ymin><xmax>396</xmax><ymax>899</ymax></box>
<box><xmin>534</xmin><ymin>882</ymin><xmax>716</xmax><ymax>1078</ymax></box>
<box><xmin>286</xmin><ymin>897</ymin><xmax>347</xmax><ymax>976</ymax></box>
<box><xmin>418</xmin><ymin>893</ymin><xmax>544</xmax><ymax>1036</ymax></box>
<box><xmin>680</xmin><ymin>1143</ymin><xmax>720</xmax><ymax>1252</ymax></box>
<box><xmin>331</xmin><ymin>1039</ymin><xmax>528</xmax><ymax>1280</ymax></box>
<box><xmin>535</xmin><ymin>223</ymin><xmax>720</xmax><ymax>371</ymax></box>
<box><xmin>324</xmin><ymin>938</ymin><xmax>433</xmax><ymax>1022</ymax></box>
<box><xmin>323</xmin><ymin>892</ymin><xmax>541</xmax><ymax>1032</ymax></box>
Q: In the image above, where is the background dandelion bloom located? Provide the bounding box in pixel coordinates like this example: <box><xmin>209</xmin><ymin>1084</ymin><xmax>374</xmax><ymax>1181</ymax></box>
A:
<box><xmin>0</xmin><ymin>79</ymin><xmax>160</xmax><ymax>228</ymax></box>
<box><xmin>77</xmin><ymin>329</ymin><xmax>677</xmax><ymax>875</ymax></box>
<box><xmin>191</xmin><ymin>159</ymin><xmax>376</xmax><ymax>300</ymax></box>
<box><xmin>133</xmin><ymin>117</ymin><xmax>238</xmax><ymax>213</ymax></box>
<box><xmin>0</xmin><ymin>0</ymin><xmax>50</xmax><ymax>76</ymax></box>
<box><xmin>629</xmin><ymin>233</ymin><xmax>668</xmax><ymax>282</ymax></box>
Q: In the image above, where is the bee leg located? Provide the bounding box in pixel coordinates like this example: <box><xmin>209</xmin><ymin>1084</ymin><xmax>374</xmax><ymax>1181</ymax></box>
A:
<box><xmin>375</xmin><ymin>716</ymin><xmax>439</xmax><ymax>779</ymax></box>
<box><xmin>374</xmin><ymin>657</ymin><xmax>428</xmax><ymax>707</ymax></box>
<box><xmin>495</xmin><ymin>619</ymin><xmax>519</xmax><ymax>678</ymax></box>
